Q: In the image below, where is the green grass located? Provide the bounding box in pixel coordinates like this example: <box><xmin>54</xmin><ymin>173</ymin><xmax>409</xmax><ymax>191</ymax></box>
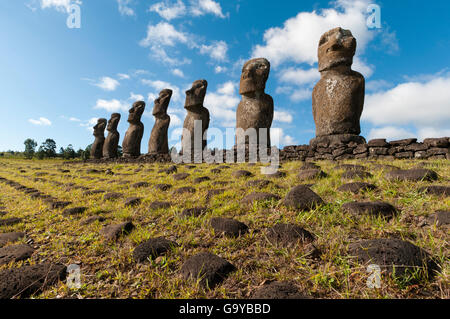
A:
<box><xmin>0</xmin><ymin>158</ymin><xmax>448</xmax><ymax>299</ymax></box>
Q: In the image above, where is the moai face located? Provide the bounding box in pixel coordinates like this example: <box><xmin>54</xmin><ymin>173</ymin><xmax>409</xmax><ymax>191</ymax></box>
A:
<box><xmin>93</xmin><ymin>119</ymin><xmax>107</xmax><ymax>137</ymax></box>
<box><xmin>185</xmin><ymin>80</ymin><xmax>208</xmax><ymax>108</ymax></box>
<box><xmin>239</xmin><ymin>58</ymin><xmax>270</xmax><ymax>95</ymax></box>
<box><xmin>107</xmin><ymin>113</ymin><xmax>121</xmax><ymax>132</ymax></box>
<box><xmin>127</xmin><ymin>101</ymin><xmax>146</xmax><ymax>124</ymax></box>
<box><xmin>153</xmin><ymin>89</ymin><xmax>173</xmax><ymax>117</ymax></box>
<box><xmin>318</xmin><ymin>27</ymin><xmax>356</xmax><ymax>72</ymax></box>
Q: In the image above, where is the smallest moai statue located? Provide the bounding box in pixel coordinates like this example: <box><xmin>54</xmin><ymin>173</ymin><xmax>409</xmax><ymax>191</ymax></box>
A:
<box><xmin>148</xmin><ymin>89</ymin><xmax>172</xmax><ymax>155</ymax></box>
<box><xmin>90</xmin><ymin>118</ymin><xmax>107</xmax><ymax>159</ymax></box>
<box><xmin>102</xmin><ymin>113</ymin><xmax>121</xmax><ymax>159</ymax></box>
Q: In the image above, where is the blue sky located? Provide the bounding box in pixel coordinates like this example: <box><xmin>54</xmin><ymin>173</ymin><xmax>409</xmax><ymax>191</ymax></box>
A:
<box><xmin>1</xmin><ymin>0</ymin><xmax>449</xmax><ymax>152</ymax></box>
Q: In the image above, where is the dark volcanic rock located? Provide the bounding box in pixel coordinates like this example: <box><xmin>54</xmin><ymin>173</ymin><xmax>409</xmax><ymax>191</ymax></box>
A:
<box><xmin>297</xmin><ymin>169</ymin><xmax>327</xmax><ymax>181</ymax></box>
<box><xmin>300</xmin><ymin>162</ymin><xmax>320</xmax><ymax>170</ymax></box>
<box><xmin>100</xmin><ymin>222</ymin><xmax>134</xmax><ymax>241</ymax></box>
<box><xmin>124</xmin><ymin>197</ymin><xmax>142</xmax><ymax>207</ymax></box>
<box><xmin>149</xmin><ymin>201</ymin><xmax>172</xmax><ymax>211</ymax></box>
<box><xmin>232</xmin><ymin>170</ymin><xmax>253</xmax><ymax>178</ymax></box>
<box><xmin>159</xmin><ymin>165</ymin><xmax>177</xmax><ymax>174</ymax></box>
<box><xmin>173</xmin><ymin>173</ymin><xmax>190</xmax><ymax>181</ymax></box>
<box><xmin>251</xmin><ymin>281</ymin><xmax>310</xmax><ymax>299</ymax></box>
<box><xmin>386</xmin><ymin>169</ymin><xmax>438</xmax><ymax>182</ymax></box>
<box><xmin>173</xmin><ymin>187</ymin><xmax>196</xmax><ymax>195</ymax></box>
<box><xmin>49</xmin><ymin>201</ymin><xmax>72</xmax><ymax>209</ymax></box>
<box><xmin>0</xmin><ymin>232</ymin><xmax>25</xmax><ymax>247</ymax></box>
<box><xmin>132</xmin><ymin>182</ymin><xmax>150</xmax><ymax>188</ymax></box>
<box><xmin>341</xmin><ymin>170</ymin><xmax>372</xmax><ymax>179</ymax></box>
<box><xmin>418</xmin><ymin>185</ymin><xmax>450</xmax><ymax>197</ymax></box>
<box><xmin>210</xmin><ymin>218</ymin><xmax>249</xmax><ymax>238</ymax></box>
<box><xmin>334</xmin><ymin>164</ymin><xmax>367</xmax><ymax>171</ymax></box>
<box><xmin>263</xmin><ymin>171</ymin><xmax>287</xmax><ymax>179</ymax></box>
<box><xmin>80</xmin><ymin>216</ymin><xmax>106</xmax><ymax>225</ymax></box>
<box><xmin>338</xmin><ymin>182</ymin><xmax>377</xmax><ymax>194</ymax></box>
<box><xmin>181</xmin><ymin>207</ymin><xmax>208</xmax><ymax>218</ymax></box>
<box><xmin>181</xmin><ymin>252</ymin><xmax>236</xmax><ymax>288</ymax></box>
<box><xmin>0</xmin><ymin>244</ymin><xmax>34</xmax><ymax>265</ymax></box>
<box><xmin>0</xmin><ymin>217</ymin><xmax>23</xmax><ymax>227</ymax></box>
<box><xmin>246</xmin><ymin>180</ymin><xmax>272</xmax><ymax>188</ymax></box>
<box><xmin>62</xmin><ymin>207</ymin><xmax>88</xmax><ymax>217</ymax></box>
<box><xmin>241</xmin><ymin>192</ymin><xmax>281</xmax><ymax>205</ymax></box>
<box><xmin>342</xmin><ymin>201</ymin><xmax>398</xmax><ymax>219</ymax></box>
<box><xmin>266</xmin><ymin>224</ymin><xmax>315</xmax><ymax>246</ymax></box>
<box><xmin>427</xmin><ymin>211</ymin><xmax>450</xmax><ymax>227</ymax></box>
<box><xmin>83</xmin><ymin>190</ymin><xmax>105</xmax><ymax>196</ymax></box>
<box><xmin>103</xmin><ymin>192</ymin><xmax>123</xmax><ymax>201</ymax></box>
<box><xmin>0</xmin><ymin>263</ymin><xmax>66</xmax><ymax>299</ymax></box>
<box><xmin>133</xmin><ymin>237</ymin><xmax>179</xmax><ymax>263</ymax></box>
<box><xmin>154</xmin><ymin>184</ymin><xmax>172</xmax><ymax>192</ymax></box>
<box><xmin>210</xmin><ymin>168</ymin><xmax>221</xmax><ymax>174</ymax></box>
<box><xmin>194</xmin><ymin>176</ymin><xmax>211</xmax><ymax>183</ymax></box>
<box><xmin>283</xmin><ymin>186</ymin><xmax>324</xmax><ymax>211</ymax></box>
<box><xmin>348</xmin><ymin>239</ymin><xmax>436</xmax><ymax>277</ymax></box>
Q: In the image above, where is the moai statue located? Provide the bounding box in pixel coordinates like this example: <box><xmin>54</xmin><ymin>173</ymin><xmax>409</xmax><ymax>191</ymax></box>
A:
<box><xmin>102</xmin><ymin>113</ymin><xmax>121</xmax><ymax>159</ymax></box>
<box><xmin>236</xmin><ymin>58</ymin><xmax>274</xmax><ymax>149</ymax></box>
<box><xmin>122</xmin><ymin>101</ymin><xmax>145</xmax><ymax>158</ymax></box>
<box><xmin>311</xmin><ymin>27</ymin><xmax>366</xmax><ymax>148</ymax></box>
<box><xmin>181</xmin><ymin>80</ymin><xmax>210</xmax><ymax>159</ymax></box>
<box><xmin>90</xmin><ymin>118</ymin><xmax>107</xmax><ymax>159</ymax></box>
<box><xmin>148</xmin><ymin>89</ymin><xmax>172</xmax><ymax>155</ymax></box>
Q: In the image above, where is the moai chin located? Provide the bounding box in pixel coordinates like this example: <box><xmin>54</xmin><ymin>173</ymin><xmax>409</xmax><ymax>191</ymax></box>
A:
<box><xmin>181</xmin><ymin>80</ymin><xmax>210</xmax><ymax>160</ymax></box>
<box><xmin>90</xmin><ymin>118</ymin><xmax>107</xmax><ymax>159</ymax></box>
<box><xmin>311</xmin><ymin>27</ymin><xmax>366</xmax><ymax>148</ymax></box>
<box><xmin>236</xmin><ymin>58</ymin><xmax>274</xmax><ymax>149</ymax></box>
<box><xmin>102</xmin><ymin>113</ymin><xmax>121</xmax><ymax>159</ymax></box>
<box><xmin>148</xmin><ymin>89</ymin><xmax>172</xmax><ymax>155</ymax></box>
<box><xmin>122</xmin><ymin>101</ymin><xmax>145</xmax><ymax>158</ymax></box>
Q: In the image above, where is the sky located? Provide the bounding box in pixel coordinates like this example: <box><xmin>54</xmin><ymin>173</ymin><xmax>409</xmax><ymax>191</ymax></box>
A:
<box><xmin>0</xmin><ymin>0</ymin><xmax>449</xmax><ymax>152</ymax></box>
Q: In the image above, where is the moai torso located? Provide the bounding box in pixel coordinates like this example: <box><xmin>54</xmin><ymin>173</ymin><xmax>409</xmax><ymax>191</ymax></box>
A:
<box><xmin>312</xmin><ymin>27</ymin><xmax>365</xmax><ymax>137</ymax></box>
<box><xmin>91</xmin><ymin>118</ymin><xmax>107</xmax><ymax>159</ymax></box>
<box><xmin>149</xmin><ymin>89</ymin><xmax>173</xmax><ymax>155</ymax></box>
<box><xmin>103</xmin><ymin>113</ymin><xmax>121</xmax><ymax>159</ymax></box>
<box><xmin>122</xmin><ymin>101</ymin><xmax>145</xmax><ymax>158</ymax></box>
<box><xmin>236</xmin><ymin>58</ymin><xmax>273</xmax><ymax>148</ymax></box>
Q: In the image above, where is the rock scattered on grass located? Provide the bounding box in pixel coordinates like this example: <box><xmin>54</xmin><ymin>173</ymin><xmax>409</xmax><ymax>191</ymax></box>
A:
<box><xmin>173</xmin><ymin>187</ymin><xmax>196</xmax><ymax>195</ymax></box>
<box><xmin>173</xmin><ymin>173</ymin><xmax>190</xmax><ymax>181</ymax></box>
<box><xmin>149</xmin><ymin>201</ymin><xmax>172</xmax><ymax>211</ymax></box>
<box><xmin>241</xmin><ymin>192</ymin><xmax>281</xmax><ymax>205</ymax></box>
<box><xmin>427</xmin><ymin>210</ymin><xmax>449</xmax><ymax>227</ymax></box>
<box><xmin>62</xmin><ymin>207</ymin><xmax>88</xmax><ymax>217</ymax></box>
<box><xmin>124</xmin><ymin>197</ymin><xmax>142</xmax><ymax>207</ymax></box>
<box><xmin>100</xmin><ymin>222</ymin><xmax>134</xmax><ymax>241</ymax></box>
<box><xmin>283</xmin><ymin>186</ymin><xmax>324</xmax><ymax>211</ymax></box>
<box><xmin>103</xmin><ymin>192</ymin><xmax>123</xmax><ymax>201</ymax></box>
<box><xmin>297</xmin><ymin>169</ymin><xmax>327</xmax><ymax>181</ymax></box>
<box><xmin>418</xmin><ymin>185</ymin><xmax>450</xmax><ymax>197</ymax></box>
<box><xmin>266</xmin><ymin>224</ymin><xmax>315</xmax><ymax>246</ymax></box>
<box><xmin>181</xmin><ymin>207</ymin><xmax>208</xmax><ymax>218</ymax></box>
<box><xmin>246</xmin><ymin>180</ymin><xmax>272</xmax><ymax>188</ymax></box>
<box><xmin>342</xmin><ymin>201</ymin><xmax>398</xmax><ymax>219</ymax></box>
<box><xmin>232</xmin><ymin>170</ymin><xmax>253</xmax><ymax>178</ymax></box>
<box><xmin>0</xmin><ymin>244</ymin><xmax>34</xmax><ymax>265</ymax></box>
<box><xmin>210</xmin><ymin>218</ymin><xmax>248</xmax><ymax>238</ymax></box>
<box><xmin>80</xmin><ymin>216</ymin><xmax>106</xmax><ymax>225</ymax></box>
<box><xmin>0</xmin><ymin>217</ymin><xmax>23</xmax><ymax>227</ymax></box>
<box><xmin>385</xmin><ymin>169</ymin><xmax>438</xmax><ymax>182</ymax></box>
<box><xmin>251</xmin><ymin>281</ymin><xmax>310</xmax><ymax>299</ymax></box>
<box><xmin>0</xmin><ymin>232</ymin><xmax>25</xmax><ymax>248</ymax></box>
<box><xmin>341</xmin><ymin>170</ymin><xmax>372</xmax><ymax>179</ymax></box>
<box><xmin>338</xmin><ymin>182</ymin><xmax>377</xmax><ymax>194</ymax></box>
<box><xmin>133</xmin><ymin>237</ymin><xmax>179</xmax><ymax>263</ymax></box>
<box><xmin>132</xmin><ymin>182</ymin><xmax>150</xmax><ymax>188</ymax></box>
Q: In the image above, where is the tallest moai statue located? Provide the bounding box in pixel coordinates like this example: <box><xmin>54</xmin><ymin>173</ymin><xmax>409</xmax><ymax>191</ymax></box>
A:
<box><xmin>310</xmin><ymin>27</ymin><xmax>366</xmax><ymax>148</ymax></box>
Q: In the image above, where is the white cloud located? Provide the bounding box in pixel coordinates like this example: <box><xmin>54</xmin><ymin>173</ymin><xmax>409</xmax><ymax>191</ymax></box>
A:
<box><xmin>367</xmin><ymin>126</ymin><xmax>416</xmax><ymax>141</ymax></box>
<box><xmin>117</xmin><ymin>73</ymin><xmax>130</xmax><ymax>80</ymax></box>
<box><xmin>417</xmin><ymin>127</ymin><xmax>450</xmax><ymax>141</ymax></box>
<box><xmin>199</xmin><ymin>41</ymin><xmax>228</xmax><ymax>61</ymax></box>
<box><xmin>205</xmin><ymin>81</ymin><xmax>240</xmax><ymax>127</ymax></box>
<box><xmin>214</xmin><ymin>66</ymin><xmax>227</xmax><ymax>74</ymax></box>
<box><xmin>190</xmin><ymin>0</ymin><xmax>227</xmax><ymax>18</ymax></box>
<box><xmin>129</xmin><ymin>92</ymin><xmax>145</xmax><ymax>101</ymax></box>
<box><xmin>93</xmin><ymin>77</ymin><xmax>120</xmax><ymax>91</ymax></box>
<box><xmin>117</xmin><ymin>0</ymin><xmax>135</xmax><ymax>16</ymax></box>
<box><xmin>169</xmin><ymin>114</ymin><xmax>183</xmax><ymax>126</ymax></box>
<box><xmin>271</xmin><ymin>128</ymin><xmax>296</xmax><ymax>147</ymax></box>
<box><xmin>274</xmin><ymin>110</ymin><xmax>293</xmax><ymax>124</ymax></box>
<box><xmin>28</xmin><ymin>117</ymin><xmax>52</xmax><ymax>126</ymax></box>
<box><xmin>171</xmin><ymin>68</ymin><xmax>185</xmax><ymax>78</ymax></box>
<box><xmin>142</xmin><ymin>79</ymin><xmax>182</xmax><ymax>103</ymax></box>
<box><xmin>365</xmin><ymin>79</ymin><xmax>393</xmax><ymax>92</ymax></box>
<box><xmin>251</xmin><ymin>0</ymin><xmax>387</xmax><ymax>77</ymax></box>
<box><xmin>150</xmin><ymin>0</ymin><xmax>186</xmax><ymax>20</ymax></box>
<box><xmin>279</xmin><ymin>67</ymin><xmax>320</xmax><ymax>86</ymax></box>
<box><xmin>40</xmin><ymin>0</ymin><xmax>81</xmax><ymax>13</ymax></box>
<box><xmin>94</xmin><ymin>99</ymin><xmax>128</xmax><ymax>112</ymax></box>
<box><xmin>140</xmin><ymin>22</ymin><xmax>188</xmax><ymax>47</ymax></box>
<box><xmin>69</xmin><ymin>117</ymin><xmax>81</xmax><ymax>122</ymax></box>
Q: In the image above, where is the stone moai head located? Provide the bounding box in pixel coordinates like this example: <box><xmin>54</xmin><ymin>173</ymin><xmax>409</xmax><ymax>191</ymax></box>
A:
<box><xmin>127</xmin><ymin>101</ymin><xmax>146</xmax><ymax>124</ymax></box>
<box><xmin>153</xmin><ymin>89</ymin><xmax>173</xmax><ymax>117</ymax></box>
<box><xmin>93</xmin><ymin>118</ymin><xmax>107</xmax><ymax>137</ymax></box>
<box><xmin>185</xmin><ymin>80</ymin><xmax>208</xmax><ymax>109</ymax></box>
<box><xmin>318</xmin><ymin>27</ymin><xmax>356</xmax><ymax>72</ymax></box>
<box><xmin>239</xmin><ymin>58</ymin><xmax>270</xmax><ymax>95</ymax></box>
<box><xmin>107</xmin><ymin>113</ymin><xmax>121</xmax><ymax>132</ymax></box>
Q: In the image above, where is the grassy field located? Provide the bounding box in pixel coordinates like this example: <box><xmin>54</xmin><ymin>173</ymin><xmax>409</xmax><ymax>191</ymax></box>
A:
<box><xmin>0</xmin><ymin>158</ymin><xmax>448</xmax><ymax>299</ymax></box>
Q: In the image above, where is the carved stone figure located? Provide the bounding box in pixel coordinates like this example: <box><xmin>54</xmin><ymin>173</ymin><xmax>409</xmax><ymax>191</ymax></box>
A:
<box><xmin>148</xmin><ymin>89</ymin><xmax>172</xmax><ymax>154</ymax></box>
<box><xmin>90</xmin><ymin>118</ymin><xmax>107</xmax><ymax>159</ymax></box>
<box><xmin>181</xmin><ymin>80</ymin><xmax>210</xmax><ymax>157</ymax></box>
<box><xmin>122</xmin><ymin>101</ymin><xmax>145</xmax><ymax>158</ymax></box>
<box><xmin>102</xmin><ymin>113</ymin><xmax>121</xmax><ymax>159</ymax></box>
<box><xmin>236</xmin><ymin>58</ymin><xmax>273</xmax><ymax>149</ymax></box>
<box><xmin>311</xmin><ymin>27</ymin><xmax>366</xmax><ymax>147</ymax></box>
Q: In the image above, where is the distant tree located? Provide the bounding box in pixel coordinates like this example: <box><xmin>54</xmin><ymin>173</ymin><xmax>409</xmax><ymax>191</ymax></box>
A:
<box><xmin>76</xmin><ymin>148</ymin><xmax>83</xmax><ymax>158</ymax></box>
<box><xmin>81</xmin><ymin>144</ymin><xmax>92</xmax><ymax>161</ymax></box>
<box><xmin>36</xmin><ymin>146</ymin><xmax>45</xmax><ymax>160</ymax></box>
<box><xmin>41</xmin><ymin>139</ymin><xmax>57</xmax><ymax>158</ymax></box>
<box><xmin>117</xmin><ymin>145</ymin><xmax>123</xmax><ymax>157</ymax></box>
<box><xmin>24</xmin><ymin>138</ymin><xmax>37</xmax><ymax>159</ymax></box>
<box><xmin>63</xmin><ymin>144</ymin><xmax>76</xmax><ymax>159</ymax></box>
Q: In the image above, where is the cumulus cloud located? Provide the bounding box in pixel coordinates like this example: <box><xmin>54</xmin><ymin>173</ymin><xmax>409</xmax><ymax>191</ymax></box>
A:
<box><xmin>199</xmin><ymin>41</ymin><xmax>228</xmax><ymax>61</ymax></box>
<box><xmin>150</xmin><ymin>0</ymin><xmax>186</xmax><ymax>20</ymax></box>
<box><xmin>271</xmin><ymin>128</ymin><xmax>296</xmax><ymax>147</ymax></box>
<box><xmin>190</xmin><ymin>0</ymin><xmax>227</xmax><ymax>18</ymax></box>
<box><xmin>142</xmin><ymin>79</ymin><xmax>183</xmax><ymax>103</ymax></box>
<box><xmin>171</xmin><ymin>68</ymin><xmax>185</xmax><ymax>78</ymax></box>
<box><xmin>28</xmin><ymin>117</ymin><xmax>52</xmax><ymax>126</ymax></box>
<box><xmin>205</xmin><ymin>81</ymin><xmax>240</xmax><ymax>127</ymax></box>
<box><xmin>40</xmin><ymin>0</ymin><xmax>81</xmax><ymax>13</ymax></box>
<box><xmin>117</xmin><ymin>73</ymin><xmax>130</xmax><ymax>80</ymax></box>
<box><xmin>140</xmin><ymin>22</ymin><xmax>188</xmax><ymax>47</ymax></box>
<box><xmin>367</xmin><ymin>126</ymin><xmax>416</xmax><ymax>141</ymax></box>
<box><xmin>91</xmin><ymin>76</ymin><xmax>120</xmax><ymax>91</ymax></box>
<box><xmin>274</xmin><ymin>110</ymin><xmax>293</xmax><ymax>124</ymax></box>
<box><xmin>214</xmin><ymin>66</ymin><xmax>227</xmax><ymax>74</ymax></box>
<box><xmin>94</xmin><ymin>99</ymin><xmax>128</xmax><ymax>112</ymax></box>
<box><xmin>117</xmin><ymin>0</ymin><xmax>135</xmax><ymax>16</ymax></box>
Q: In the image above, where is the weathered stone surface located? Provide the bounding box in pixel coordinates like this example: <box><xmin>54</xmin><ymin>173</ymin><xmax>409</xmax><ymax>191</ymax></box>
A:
<box><xmin>263</xmin><ymin>170</ymin><xmax>287</xmax><ymax>179</ymax></box>
<box><xmin>312</xmin><ymin>28</ymin><xmax>364</xmax><ymax>140</ymax></box>
<box><xmin>173</xmin><ymin>173</ymin><xmax>190</xmax><ymax>181</ymax></box>
<box><xmin>427</xmin><ymin>211</ymin><xmax>449</xmax><ymax>227</ymax></box>
<box><xmin>338</xmin><ymin>182</ymin><xmax>377</xmax><ymax>194</ymax></box>
<box><xmin>154</xmin><ymin>184</ymin><xmax>172</xmax><ymax>192</ymax></box>
<box><xmin>124</xmin><ymin>197</ymin><xmax>142</xmax><ymax>207</ymax></box>
<box><xmin>103</xmin><ymin>113</ymin><xmax>121</xmax><ymax>159</ymax></box>
<box><xmin>342</xmin><ymin>201</ymin><xmax>398</xmax><ymax>219</ymax></box>
<box><xmin>181</xmin><ymin>80</ymin><xmax>210</xmax><ymax>157</ymax></box>
<box><xmin>148</xmin><ymin>89</ymin><xmax>172</xmax><ymax>155</ymax></box>
<box><xmin>297</xmin><ymin>169</ymin><xmax>327</xmax><ymax>181</ymax></box>
<box><xmin>232</xmin><ymin>170</ymin><xmax>253</xmax><ymax>178</ymax></box>
<box><xmin>90</xmin><ymin>118</ymin><xmax>107</xmax><ymax>159</ymax></box>
<box><xmin>0</xmin><ymin>232</ymin><xmax>25</xmax><ymax>247</ymax></box>
<box><xmin>62</xmin><ymin>207</ymin><xmax>88</xmax><ymax>217</ymax></box>
<box><xmin>368</xmin><ymin>139</ymin><xmax>389</xmax><ymax>147</ymax></box>
<box><xmin>122</xmin><ymin>101</ymin><xmax>146</xmax><ymax>158</ymax></box>
<box><xmin>385</xmin><ymin>169</ymin><xmax>438</xmax><ymax>182</ymax></box>
<box><xmin>310</xmin><ymin>134</ymin><xmax>366</xmax><ymax>149</ymax></box>
<box><xmin>0</xmin><ymin>263</ymin><xmax>66</xmax><ymax>299</ymax></box>
<box><xmin>389</xmin><ymin>138</ymin><xmax>417</xmax><ymax>146</ymax></box>
<box><xmin>300</xmin><ymin>162</ymin><xmax>320</xmax><ymax>170</ymax></box>
<box><xmin>423</xmin><ymin>137</ymin><xmax>449</xmax><ymax>148</ymax></box>
<box><xmin>341</xmin><ymin>170</ymin><xmax>372</xmax><ymax>179</ymax></box>
<box><xmin>241</xmin><ymin>192</ymin><xmax>281</xmax><ymax>205</ymax></box>
<box><xmin>348</xmin><ymin>239</ymin><xmax>436</xmax><ymax>277</ymax></box>
<box><xmin>181</xmin><ymin>252</ymin><xmax>236</xmax><ymax>288</ymax></box>
<box><xmin>173</xmin><ymin>187</ymin><xmax>196</xmax><ymax>195</ymax></box>
<box><xmin>267</xmin><ymin>224</ymin><xmax>315</xmax><ymax>246</ymax></box>
<box><xmin>159</xmin><ymin>165</ymin><xmax>177</xmax><ymax>174</ymax></box>
<box><xmin>334</xmin><ymin>164</ymin><xmax>367</xmax><ymax>171</ymax></box>
<box><xmin>0</xmin><ymin>217</ymin><xmax>22</xmax><ymax>226</ymax></box>
<box><xmin>132</xmin><ymin>181</ymin><xmax>150</xmax><ymax>188</ymax></box>
<box><xmin>419</xmin><ymin>185</ymin><xmax>450</xmax><ymax>196</ymax></box>
<box><xmin>83</xmin><ymin>189</ymin><xmax>105</xmax><ymax>196</ymax></box>
<box><xmin>210</xmin><ymin>218</ymin><xmax>248</xmax><ymax>237</ymax></box>
<box><xmin>283</xmin><ymin>185</ymin><xmax>324</xmax><ymax>211</ymax></box>
<box><xmin>194</xmin><ymin>176</ymin><xmax>210</xmax><ymax>183</ymax></box>
<box><xmin>251</xmin><ymin>281</ymin><xmax>310</xmax><ymax>299</ymax></box>
<box><xmin>80</xmin><ymin>215</ymin><xmax>106</xmax><ymax>225</ymax></box>
<box><xmin>181</xmin><ymin>207</ymin><xmax>208</xmax><ymax>218</ymax></box>
<box><xmin>100</xmin><ymin>222</ymin><xmax>134</xmax><ymax>241</ymax></box>
<box><xmin>369</xmin><ymin>147</ymin><xmax>389</xmax><ymax>156</ymax></box>
<box><xmin>133</xmin><ymin>237</ymin><xmax>179</xmax><ymax>262</ymax></box>
<box><xmin>149</xmin><ymin>201</ymin><xmax>172</xmax><ymax>211</ymax></box>
<box><xmin>0</xmin><ymin>244</ymin><xmax>34</xmax><ymax>265</ymax></box>
<box><xmin>236</xmin><ymin>58</ymin><xmax>273</xmax><ymax>149</ymax></box>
